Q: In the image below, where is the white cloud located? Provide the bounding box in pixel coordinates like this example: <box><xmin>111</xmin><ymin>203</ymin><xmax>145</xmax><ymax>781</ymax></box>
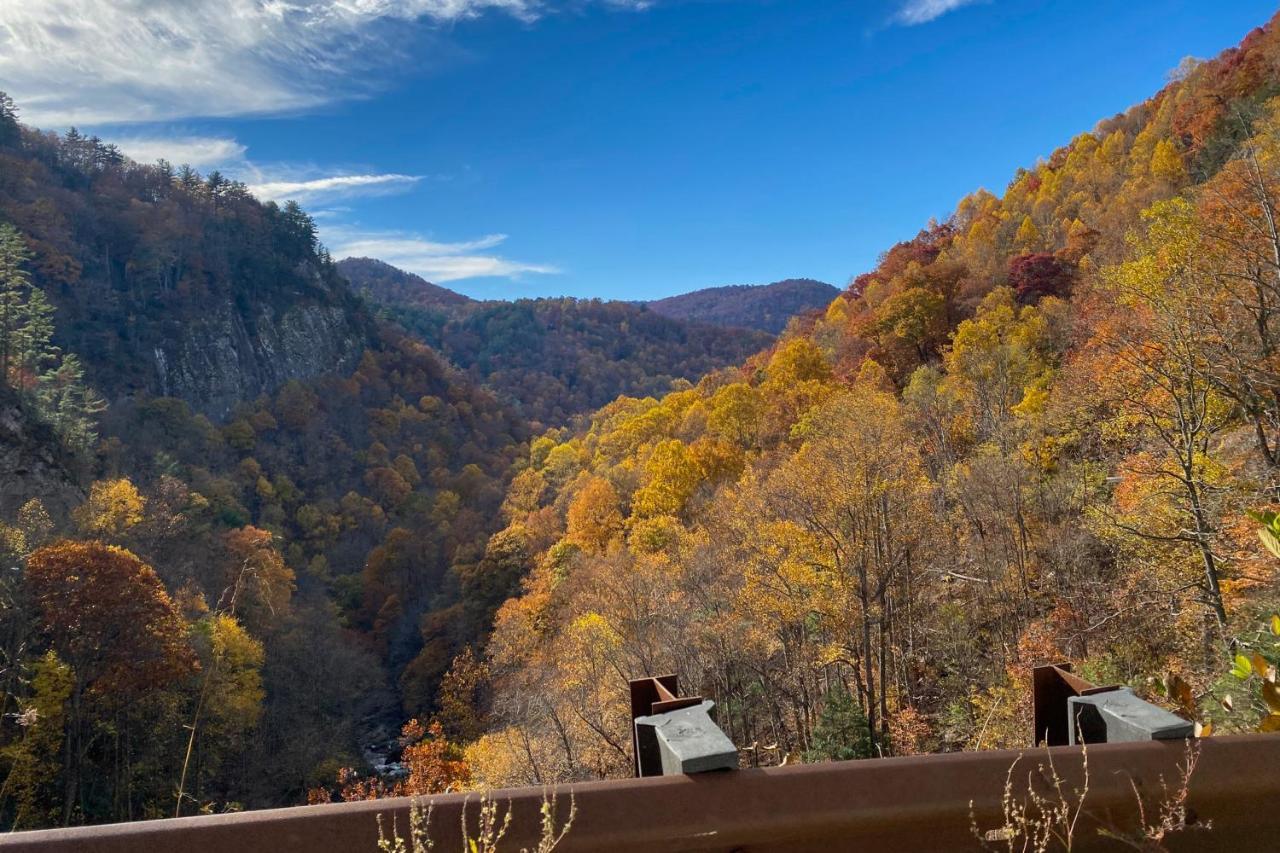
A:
<box><xmin>105</xmin><ymin>131</ymin><xmax>424</xmax><ymax>203</ymax></box>
<box><xmin>246</xmin><ymin>172</ymin><xmax>422</xmax><ymax>203</ymax></box>
<box><xmin>0</xmin><ymin>0</ymin><xmax>650</xmax><ymax>126</ymax></box>
<box><xmin>327</xmin><ymin>228</ymin><xmax>558</xmax><ymax>282</ymax></box>
<box><xmin>310</xmin><ymin>207</ymin><xmax>354</xmax><ymax>220</ymax></box>
<box><xmin>893</xmin><ymin>0</ymin><xmax>984</xmax><ymax>26</ymax></box>
<box><xmin>113</xmin><ymin>135</ymin><xmax>248</xmax><ymax>169</ymax></box>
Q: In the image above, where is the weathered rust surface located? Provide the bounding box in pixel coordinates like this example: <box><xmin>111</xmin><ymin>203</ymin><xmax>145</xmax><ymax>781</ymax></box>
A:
<box><xmin>1034</xmin><ymin>662</ymin><xmax>1125</xmax><ymax>746</ymax></box>
<box><xmin>5</xmin><ymin>735</ymin><xmax>1280</xmax><ymax>852</ymax></box>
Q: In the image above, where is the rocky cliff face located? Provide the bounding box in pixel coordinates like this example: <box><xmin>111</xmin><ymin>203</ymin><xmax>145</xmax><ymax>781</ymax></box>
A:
<box><xmin>151</xmin><ymin>299</ymin><xmax>366</xmax><ymax>419</ymax></box>
<box><xmin>0</xmin><ymin>126</ymin><xmax>379</xmax><ymax>421</ymax></box>
<box><xmin>0</xmin><ymin>390</ymin><xmax>82</xmax><ymax>519</ymax></box>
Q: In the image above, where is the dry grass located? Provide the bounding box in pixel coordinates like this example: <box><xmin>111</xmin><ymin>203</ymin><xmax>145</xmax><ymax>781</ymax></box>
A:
<box><xmin>970</xmin><ymin>740</ymin><xmax>1207</xmax><ymax>853</ymax></box>
<box><xmin>377</xmin><ymin>789</ymin><xmax>575</xmax><ymax>853</ymax></box>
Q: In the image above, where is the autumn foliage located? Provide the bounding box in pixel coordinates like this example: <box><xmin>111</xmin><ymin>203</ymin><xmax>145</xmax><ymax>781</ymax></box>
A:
<box><xmin>25</xmin><ymin>541</ymin><xmax>196</xmax><ymax>697</ymax></box>
<box><xmin>11</xmin><ymin>7</ymin><xmax>1280</xmax><ymax>832</ymax></box>
<box><xmin>309</xmin><ymin>719</ymin><xmax>470</xmax><ymax>803</ymax></box>
<box><xmin>454</xmin><ymin>15</ymin><xmax>1280</xmax><ymax>788</ymax></box>
<box><xmin>1007</xmin><ymin>253</ymin><xmax>1074</xmax><ymax>304</ymax></box>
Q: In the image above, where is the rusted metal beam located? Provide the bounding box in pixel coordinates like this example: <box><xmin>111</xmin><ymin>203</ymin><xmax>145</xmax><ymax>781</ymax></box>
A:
<box><xmin>7</xmin><ymin>735</ymin><xmax>1280</xmax><ymax>852</ymax></box>
<box><xmin>1033</xmin><ymin>662</ymin><xmax>1121</xmax><ymax>746</ymax></box>
<box><xmin>1034</xmin><ymin>662</ymin><xmax>1197</xmax><ymax>747</ymax></box>
<box><xmin>630</xmin><ymin>674</ymin><xmax>681</xmax><ymax>775</ymax></box>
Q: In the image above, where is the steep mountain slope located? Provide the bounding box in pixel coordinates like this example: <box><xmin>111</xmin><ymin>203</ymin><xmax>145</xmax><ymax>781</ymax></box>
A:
<box><xmin>0</xmin><ymin>387</ymin><xmax>83</xmax><ymax>518</ymax></box>
<box><xmin>461</xmin><ymin>13</ymin><xmax>1280</xmax><ymax>789</ymax></box>
<box><xmin>0</xmin><ymin>88</ymin><xmax>795</xmax><ymax>825</ymax></box>
<box><xmin>9</xmin><ymin>5</ymin><xmax>1280</xmax><ymax>823</ymax></box>
<box><xmin>646</xmin><ymin>278</ymin><xmax>838</xmax><ymax>333</ymax></box>
<box><xmin>0</xmin><ymin>97</ymin><xmax>527</xmax><ymax>824</ymax></box>
<box><xmin>338</xmin><ymin>258</ymin><xmax>773</xmax><ymax>429</ymax></box>
<box><xmin>0</xmin><ymin>124</ymin><xmax>370</xmax><ymax>418</ymax></box>
<box><xmin>0</xmin><ymin>84</ymin><xmax>821</xmax><ymax>826</ymax></box>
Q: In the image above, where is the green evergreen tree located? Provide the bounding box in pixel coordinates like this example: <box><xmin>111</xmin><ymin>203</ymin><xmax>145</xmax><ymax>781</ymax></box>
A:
<box><xmin>281</xmin><ymin>201</ymin><xmax>318</xmax><ymax>255</ymax></box>
<box><xmin>11</xmin><ymin>287</ymin><xmax>57</xmax><ymax>393</ymax></box>
<box><xmin>0</xmin><ymin>90</ymin><xmax>18</xmax><ymax>148</ymax></box>
<box><xmin>177</xmin><ymin>164</ymin><xmax>201</xmax><ymax>193</ymax></box>
<box><xmin>0</xmin><ymin>222</ymin><xmax>105</xmax><ymax>454</ymax></box>
<box><xmin>804</xmin><ymin>682</ymin><xmax>878</xmax><ymax>762</ymax></box>
<box><xmin>41</xmin><ymin>354</ymin><xmax>105</xmax><ymax>454</ymax></box>
<box><xmin>0</xmin><ymin>223</ymin><xmax>31</xmax><ymax>382</ymax></box>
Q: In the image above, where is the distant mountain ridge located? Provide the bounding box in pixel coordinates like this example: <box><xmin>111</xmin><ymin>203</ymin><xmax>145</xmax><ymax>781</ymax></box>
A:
<box><xmin>336</xmin><ymin>256</ymin><xmax>774</xmax><ymax>428</ymax></box>
<box><xmin>335</xmin><ymin>258</ymin><xmax>836</xmax><ymax>337</ymax></box>
<box><xmin>646</xmin><ymin>278</ymin><xmax>838</xmax><ymax>333</ymax></box>
<box><xmin>339</xmin><ymin>256</ymin><xmax>475</xmax><ymax>309</ymax></box>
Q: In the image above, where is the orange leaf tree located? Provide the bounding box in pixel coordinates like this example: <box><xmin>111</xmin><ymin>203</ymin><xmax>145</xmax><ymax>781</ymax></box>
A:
<box><xmin>26</xmin><ymin>541</ymin><xmax>195</xmax><ymax>698</ymax></box>
<box><xmin>24</xmin><ymin>541</ymin><xmax>196</xmax><ymax>821</ymax></box>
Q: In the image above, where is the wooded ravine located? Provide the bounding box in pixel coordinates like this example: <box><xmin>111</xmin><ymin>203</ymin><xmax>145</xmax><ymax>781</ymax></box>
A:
<box><xmin>5</xmin><ymin>9</ymin><xmax>1280</xmax><ymax>830</ymax></box>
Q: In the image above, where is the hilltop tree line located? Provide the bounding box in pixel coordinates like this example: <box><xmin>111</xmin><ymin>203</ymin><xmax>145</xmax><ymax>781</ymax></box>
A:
<box><xmin>645</xmin><ymin>278</ymin><xmax>839</xmax><ymax>335</ymax></box>
<box><xmin>0</xmin><ymin>90</ymin><xmax>364</xmax><ymax>411</ymax></box>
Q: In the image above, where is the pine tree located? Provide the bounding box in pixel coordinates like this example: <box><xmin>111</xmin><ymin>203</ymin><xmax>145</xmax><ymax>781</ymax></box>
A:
<box><xmin>803</xmin><ymin>682</ymin><xmax>878</xmax><ymax>762</ymax></box>
<box><xmin>42</xmin><ymin>354</ymin><xmax>105</xmax><ymax>454</ymax></box>
<box><xmin>177</xmin><ymin>164</ymin><xmax>201</xmax><ymax>194</ymax></box>
<box><xmin>0</xmin><ymin>223</ymin><xmax>31</xmax><ymax>383</ymax></box>
<box><xmin>11</xmin><ymin>286</ymin><xmax>57</xmax><ymax>393</ymax></box>
<box><xmin>282</xmin><ymin>201</ymin><xmax>318</xmax><ymax>254</ymax></box>
<box><xmin>0</xmin><ymin>222</ymin><xmax>105</xmax><ymax>454</ymax></box>
<box><xmin>206</xmin><ymin>170</ymin><xmax>226</xmax><ymax>204</ymax></box>
<box><xmin>0</xmin><ymin>90</ymin><xmax>19</xmax><ymax>148</ymax></box>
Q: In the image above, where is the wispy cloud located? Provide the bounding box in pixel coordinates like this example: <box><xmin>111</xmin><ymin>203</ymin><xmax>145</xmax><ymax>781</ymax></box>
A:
<box><xmin>106</xmin><ymin>131</ymin><xmax>425</xmax><ymax>204</ymax></box>
<box><xmin>327</xmin><ymin>228</ymin><xmax>558</xmax><ymax>282</ymax></box>
<box><xmin>106</xmin><ymin>136</ymin><xmax>537</xmax><ymax>279</ymax></box>
<box><xmin>246</xmin><ymin>173</ymin><xmax>423</xmax><ymax>203</ymax></box>
<box><xmin>893</xmin><ymin>0</ymin><xmax>985</xmax><ymax>26</ymax></box>
<box><xmin>112</xmin><ymin>135</ymin><xmax>248</xmax><ymax>170</ymax></box>
<box><xmin>0</xmin><ymin>0</ymin><xmax>651</xmax><ymax>126</ymax></box>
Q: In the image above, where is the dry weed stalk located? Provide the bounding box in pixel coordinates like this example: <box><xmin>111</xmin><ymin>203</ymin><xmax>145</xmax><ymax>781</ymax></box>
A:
<box><xmin>971</xmin><ymin>740</ymin><xmax>1208</xmax><ymax>853</ymax></box>
<box><xmin>970</xmin><ymin>743</ymin><xmax>1090</xmax><ymax>853</ymax></box>
<box><xmin>377</xmin><ymin>789</ymin><xmax>575</xmax><ymax>853</ymax></box>
<box><xmin>1098</xmin><ymin>739</ymin><xmax>1209</xmax><ymax>851</ymax></box>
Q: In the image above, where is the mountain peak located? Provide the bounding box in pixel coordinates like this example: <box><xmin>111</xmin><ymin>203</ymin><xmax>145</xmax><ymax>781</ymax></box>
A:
<box><xmin>646</xmin><ymin>278</ymin><xmax>839</xmax><ymax>334</ymax></box>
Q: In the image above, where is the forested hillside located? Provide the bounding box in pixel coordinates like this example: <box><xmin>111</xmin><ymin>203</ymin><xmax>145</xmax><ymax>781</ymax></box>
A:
<box><xmin>340</xmin><ymin>257</ymin><xmax>774</xmax><ymax>429</ymax></box>
<box><xmin>0</xmin><ymin>82</ymin><xmax>795</xmax><ymax>826</ymax></box>
<box><xmin>452</xmin><ymin>15</ymin><xmax>1280</xmax><ymax>786</ymax></box>
<box><xmin>0</xmin><ymin>112</ymin><xmax>369</xmax><ymax>418</ymax></box>
<box><xmin>646</xmin><ymin>278</ymin><xmax>838</xmax><ymax>334</ymax></box>
<box><xmin>340</xmin><ymin>257</ymin><xmax>475</xmax><ymax>310</ymax></box>
<box><xmin>0</xmin><ymin>95</ymin><xmax>533</xmax><ymax>826</ymax></box>
<box><xmin>8</xmin><ymin>6</ymin><xmax>1280</xmax><ymax>833</ymax></box>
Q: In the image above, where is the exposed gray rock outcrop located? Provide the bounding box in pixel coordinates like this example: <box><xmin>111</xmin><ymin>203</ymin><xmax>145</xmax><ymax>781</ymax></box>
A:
<box><xmin>151</xmin><ymin>300</ymin><xmax>366</xmax><ymax>418</ymax></box>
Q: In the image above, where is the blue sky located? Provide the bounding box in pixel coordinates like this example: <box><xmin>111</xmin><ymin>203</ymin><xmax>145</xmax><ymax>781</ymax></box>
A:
<box><xmin>0</xmin><ymin>0</ymin><xmax>1275</xmax><ymax>300</ymax></box>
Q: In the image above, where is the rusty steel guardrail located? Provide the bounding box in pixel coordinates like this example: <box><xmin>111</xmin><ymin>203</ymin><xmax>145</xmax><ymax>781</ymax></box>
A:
<box><xmin>5</xmin><ymin>735</ymin><xmax>1280</xmax><ymax>852</ymax></box>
